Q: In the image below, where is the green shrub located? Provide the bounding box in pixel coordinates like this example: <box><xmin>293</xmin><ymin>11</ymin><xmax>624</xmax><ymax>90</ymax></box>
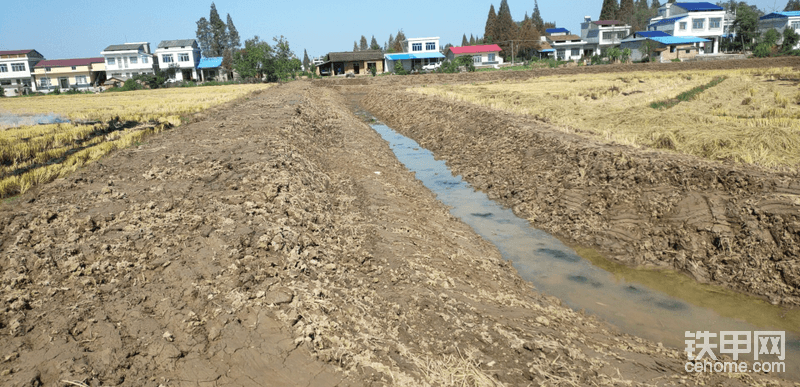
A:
<box><xmin>753</xmin><ymin>42</ymin><xmax>772</xmax><ymax>58</ymax></box>
<box><xmin>394</xmin><ymin>61</ymin><xmax>408</xmax><ymax>75</ymax></box>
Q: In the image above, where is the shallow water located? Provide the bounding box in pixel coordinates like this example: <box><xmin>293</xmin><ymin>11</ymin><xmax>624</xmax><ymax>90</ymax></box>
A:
<box><xmin>370</xmin><ymin>123</ymin><xmax>800</xmax><ymax>380</ymax></box>
<box><xmin>0</xmin><ymin>112</ymin><xmax>69</xmax><ymax>128</ymax></box>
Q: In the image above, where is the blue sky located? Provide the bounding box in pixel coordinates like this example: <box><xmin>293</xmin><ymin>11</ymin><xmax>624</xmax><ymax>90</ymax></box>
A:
<box><xmin>0</xmin><ymin>0</ymin><xmax>790</xmax><ymax>60</ymax></box>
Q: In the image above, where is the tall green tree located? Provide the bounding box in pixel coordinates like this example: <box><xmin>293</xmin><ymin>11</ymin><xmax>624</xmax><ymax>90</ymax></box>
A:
<box><xmin>495</xmin><ymin>0</ymin><xmax>518</xmax><ymax>58</ymax></box>
<box><xmin>353</xmin><ymin>41</ymin><xmax>359</xmax><ymax>51</ymax></box>
<box><xmin>209</xmin><ymin>3</ymin><xmax>228</xmax><ymax>57</ymax></box>
<box><xmin>462</xmin><ymin>34</ymin><xmax>469</xmax><ymax>46</ymax></box>
<box><xmin>387</xmin><ymin>34</ymin><xmax>395</xmax><ymax>52</ymax></box>
<box><xmin>470</xmin><ymin>34</ymin><xmax>476</xmax><ymax>45</ymax></box>
<box><xmin>732</xmin><ymin>3</ymin><xmax>760</xmax><ymax>50</ymax></box>
<box><xmin>233</xmin><ymin>36</ymin><xmax>272</xmax><ymax>79</ymax></box>
<box><xmin>370</xmin><ymin>36</ymin><xmax>381</xmax><ymax>51</ymax></box>
<box><xmin>600</xmin><ymin>0</ymin><xmax>620</xmax><ymax>20</ymax></box>
<box><xmin>532</xmin><ymin>0</ymin><xmax>545</xmax><ymax>32</ymax></box>
<box><xmin>485</xmin><ymin>4</ymin><xmax>498</xmax><ymax>43</ymax></box>
<box><xmin>619</xmin><ymin>0</ymin><xmax>635</xmax><ymax>23</ymax></box>
<box><xmin>303</xmin><ymin>49</ymin><xmax>310</xmax><ymax>70</ymax></box>
<box><xmin>392</xmin><ymin>30</ymin><xmax>407</xmax><ymax>52</ymax></box>
<box><xmin>196</xmin><ymin>17</ymin><xmax>212</xmax><ymax>57</ymax></box>
<box><xmin>785</xmin><ymin>0</ymin><xmax>800</xmax><ymax>11</ymax></box>
<box><xmin>360</xmin><ymin>35</ymin><xmax>368</xmax><ymax>51</ymax></box>
<box><xmin>651</xmin><ymin>0</ymin><xmax>661</xmax><ymax>11</ymax></box>
<box><xmin>226</xmin><ymin>14</ymin><xmax>240</xmax><ymax>50</ymax></box>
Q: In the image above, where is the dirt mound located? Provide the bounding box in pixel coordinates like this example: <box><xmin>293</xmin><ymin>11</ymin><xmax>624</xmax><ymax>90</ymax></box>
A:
<box><xmin>0</xmin><ymin>82</ymin><xmax>792</xmax><ymax>386</ymax></box>
<box><xmin>363</xmin><ymin>87</ymin><xmax>800</xmax><ymax>306</ymax></box>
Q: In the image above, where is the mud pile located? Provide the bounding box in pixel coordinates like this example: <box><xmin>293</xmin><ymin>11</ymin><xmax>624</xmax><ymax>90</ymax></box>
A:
<box><xmin>364</xmin><ymin>88</ymin><xmax>800</xmax><ymax>306</ymax></box>
<box><xmin>0</xmin><ymin>82</ymin><xmax>792</xmax><ymax>386</ymax></box>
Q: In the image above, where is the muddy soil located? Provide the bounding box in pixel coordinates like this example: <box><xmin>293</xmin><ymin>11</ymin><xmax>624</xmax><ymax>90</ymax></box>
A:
<box><xmin>360</xmin><ymin>64</ymin><xmax>800</xmax><ymax>307</ymax></box>
<box><xmin>0</xmin><ymin>81</ymin><xmax>792</xmax><ymax>386</ymax></box>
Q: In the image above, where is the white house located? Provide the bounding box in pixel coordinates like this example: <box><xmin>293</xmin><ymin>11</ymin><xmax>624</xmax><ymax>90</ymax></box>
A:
<box><xmin>384</xmin><ymin>37</ymin><xmax>445</xmax><ymax>72</ymax></box>
<box><xmin>759</xmin><ymin>11</ymin><xmax>800</xmax><ymax>49</ymax></box>
<box><xmin>545</xmin><ymin>30</ymin><xmax>588</xmax><ymax>61</ymax></box>
<box><xmin>0</xmin><ymin>49</ymin><xmax>44</xmax><ymax>96</ymax></box>
<box><xmin>580</xmin><ymin>17</ymin><xmax>632</xmax><ymax>56</ymax></box>
<box><xmin>101</xmin><ymin>42</ymin><xmax>156</xmax><ymax>80</ymax></box>
<box><xmin>621</xmin><ymin>31</ymin><xmax>710</xmax><ymax>62</ymax></box>
<box><xmin>155</xmin><ymin>39</ymin><xmax>201</xmax><ymax>82</ymax></box>
<box><xmin>647</xmin><ymin>2</ymin><xmax>726</xmax><ymax>54</ymax></box>
<box><xmin>445</xmin><ymin>44</ymin><xmax>503</xmax><ymax>67</ymax></box>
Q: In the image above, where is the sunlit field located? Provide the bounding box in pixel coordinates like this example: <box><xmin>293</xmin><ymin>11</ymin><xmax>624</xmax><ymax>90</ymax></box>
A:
<box><xmin>0</xmin><ymin>84</ymin><xmax>271</xmax><ymax>198</ymax></box>
<box><xmin>414</xmin><ymin>67</ymin><xmax>800</xmax><ymax>170</ymax></box>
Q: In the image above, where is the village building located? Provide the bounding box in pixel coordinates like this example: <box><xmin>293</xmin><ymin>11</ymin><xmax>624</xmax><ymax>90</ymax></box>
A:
<box><xmin>101</xmin><ymin>42</ymin><xmax>156</xmax><ymax>80</ymax></box>
<box><xmin>384</xmin><ymin>37</ymin><xmax>445</xmax><ymax>73</ymax></box>
<box><xmin>646</xmin><ymin>2</ymin><xmax>726</xmax><ymax>54</ymax></box>
<box><xmin>155</xmin><ymin>39</ymin><xmax>201</xmax><ymax>82</ymax></box>
<box><xmin>544</xmin><ymin>29</ymin><xmax>588</xmax><ymax>61</ymax></box>
<box><xmin>580</xmin><ymin>18</ymin><xmax>632</xmax><ymax>56</ymax></box>
<box><xmin>316</xmin><ymin>51</ymin><xmax>385</xmax><ymax>76</ymax></box>
<box><xmin>0</xmin><ymin>49</ymin><xmax>44</xmax><ymax>96</ymax></box>
<box><xmin>621</xmin><ymin>31</ymin><xmax>709</xmax><ymax>62</ymax></box>
<box><xmin>758</xmin><ymin>11</ymin><xmax>800</xmax><ymax>49</ymax></box>
<box><xmin>444</xmin><ymin>44</ymin><xmax>503</xmax><ymax>67</ymax></box>
<box><xmin>32</xmin><ymin>57</ymin><xmax>106</xmax><ymax>92</ymax></box>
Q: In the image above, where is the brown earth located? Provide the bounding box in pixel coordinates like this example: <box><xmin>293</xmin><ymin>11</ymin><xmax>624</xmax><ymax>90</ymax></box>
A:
<box><xmin>0</xmin><ymin>80</ymin><xmax>794</xmax><ymax>386</ymax></box>
<box><xmin>357</xmin><ymin>57</ymin><xmax>800</xmax><ymax>307</ymax></box>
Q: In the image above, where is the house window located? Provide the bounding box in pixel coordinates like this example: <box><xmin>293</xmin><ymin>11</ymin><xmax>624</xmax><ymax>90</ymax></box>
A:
<box><xmin>108</xmin><ymin>58</ymin><xmax>116</xmax><ymax>65</ymax></box>
<box><xmin>473</xmin><ymin>55</ymin><xmax>481</xmax><ymax>64</ymax></box>
<box><xmin>557</xmin><ymin>49</ymin><xmax>565</xmax><ymax>59</ymax></box>
<box><xmin>0</xmin><ymin>64</ymin><xmax>7</xmax><ymax>72</ymax></box>
<box><xmin>11</xmin><ymin>63</ymin><xmax>25</xmax><ymax>71</ymax></box>
<box><xmin>488</xmin><ymin>53</ymin><xmax>496</xmax><ymax>62</ymax></box>
<box><xmin>75</xmin><ymin>75</ymin><xmax>87</xmax><ymax>84</ymax></box>
<box><xmin>571</xmin><ymin>48</ymin><xmax>580</xmax><ymax>57</ymax></box>
<box><xmin>692</xmin><ymin>18</ymin><xmax>704</xmax><ymax>29</ymax></box>
<box><xmin>710</xmin><ymin>18</ymin><xmax>721</xmax><ymax>29</ymax></box>
<box><xmin>679</xmin><ymin>22</ymin><xmax>687</xmax><ymax>30</ymax></box>
<box><xmin>179</xmin><ymin>53</ymin><xmax>190</xmax><ymax>62</ymax></box>
<box><xmin>40</xmin><ymin>77</ymin><xmax>51</xmax><ymax>87</ymax></box>
<box><xmin>162</xmin><ymin>54</ymin><xmax>174</xmax><ymax>63</ymax></box>
<box><xmin>792</xmin><ymin>21</ymin><xmax>800</xmax><ymax>30</ymax></box>
<box><xmin>0</xmin><ymin>80</ymin><xmax>11</xmax><ymax>86</ymax></box>
<box><xmin>130</xmin><ymin>57</ymin><xmax>138</xmax><ymax>64</ymax></box>
<box><xmin>425</xmin><ymin>42</ymin><xmax>436</xmax><ymax>50</ymax></box>
<box><xmin>142</xmin><ymin>56</ymin><xmax>149</xmax><ymax>64</ymax></box>
<box><xmin>45</xmin><ymin>67</ymin><xmax>51</xmax><ymax>72</ymax></box>
<box><xmin>22</xmin><ymin>79</ymin><xmax>31</xmax><ymax>87</ymax></box>
<box><xmin>70</xmin><ymin>66</ymin><xmax>76</xmax><ymax>70</ymax></box>
<box><xmin>412</xmin><ymin>43</ymin><xmax>422</xmax><ymax>51</ymax></box>
<box><xmin>602</xmin><ymin>31</ymin><xmax>611</xmax><ymax>40</ymax></box>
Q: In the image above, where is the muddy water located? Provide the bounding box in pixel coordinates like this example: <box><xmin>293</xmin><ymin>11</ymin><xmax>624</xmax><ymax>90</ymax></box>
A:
<box><xmin>371</xmin><ymin>123</ymin><xmax>800</xmax><ymax>379</ymax></box>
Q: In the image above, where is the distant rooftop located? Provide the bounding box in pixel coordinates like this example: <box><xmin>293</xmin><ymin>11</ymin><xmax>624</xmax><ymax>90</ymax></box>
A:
<box><xmin>674</xmin><ymin>2</ymin><xmax>724</xmax><ymax>12</ymax></box>
<box><xmin>546</xmin><ymin>28</ymin><xmax>570</xmax><ymax>34</ymax></box>
<box><xmin>34</xmin><ymin>57</ymin><xmax>104</xmax><ymax>68</ymax></box>
<box><xmin>649</xmin><ymin>16</ymin><xmax>687</xmax><ymax>28</ymax></box>
<box><xmin>633</xmin><ymin>31</ymin><xmax>672</xmax><ymax>38</ymax></box>
<box><xmin>198</xmin><ymin>57</ymin><xmax>223</xmax><ymax>69</ymax></box>
<box><xmin>760</xmin><ymin>11</ymin><xmax>800</xmax><ymax>20</ymax></box>
<box><xmin>158</xmin><ymin>39</ymin><xmax>197</xmax><ymax>48</ymax></box>
<box><xmin>448</xmin><ymin>44</ymin><xmax>502</xmax><ymax>55</ymax></box>
<box><xmin>592</xmin><ymin>20</ymin><xmax>624</xmax><ymax>25</ymax></box>
<box><xmin>103</xmin><ymin>43</ymin><xmax>145</xmax><ymax>52</ymax></box>
<box><xmin>0</xmin><ymin>49</ymin><xmax>36</xmax><ymax>56</ymax></box>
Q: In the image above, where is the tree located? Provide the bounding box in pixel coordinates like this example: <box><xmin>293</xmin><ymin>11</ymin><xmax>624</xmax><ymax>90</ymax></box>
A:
<box><xmin>221</xmin><ymin>49</ymin><xmax>233</xmax><ymax>78</ymax></box>
<box><xmin>639</xmin><ymin>38</ymin><xmax>657</xmax><ymax>61</ymax></box>
<box><xmin>518</xmin><ymin>16</ymin><xmax>540</xmax><ymax>60</ymax></box>
<box><xmin>387</xmin><ymin>34</ymin><xmax>395</xmax><ymax>53</ymax></box>
<box><xmin>763</xmin><ymin>28</ymin><xmax>781</xmax><ymax>47</ymax></box>
<box><xmin>234</xmin><ymin>36</ymin><xmax>272</xmax><ymax>79</ymax></box>
<box><xmin>600</xmin><ymin>0</ymin><xmax>620</xmax><ymax>20</ymax></box>
<box><xmin>209</xmin><ymin>3</ymin><xmax>228</xmax><ymax>57</ymax></box>
<box><xmin>462</xmin><ymin>34</ymin><xmax>469</xmax><ymax>46</ymax></box>
<box><xmin>651</xmin><ymin>0</ymin><xmax>661</xmax><ymax>10</ymax></box>
<box><xmin>470</xmin><ymin>34</ymin><xmax>476</xmax><ymax>45</ymax></box>
<box><xmin>619</xmin><ymin>0</ymin><xmax>635</xmax><ymax>24</ymax></box>
<box><xmin>495</xmin><ymin>0</ymin><xmax>519</xmax><ymax>58</ymax></box>
<box><xmin>226</xmin><ymin>14</ymin><xmax>240</xmax><ymax>50</ymax></box>
<box><xmin>196</xmin><ymin>17</ymin><xmax>212</xmax><ymax>57</ymax></box>
<box><xmin>360</xmin><ymin>35</ymin><xmax>368</xmax><ymax>51</ymax></box>
<box><xmin>392</xmin><ymin>30</ymin><xmax>406</xmax><ymax>52</ymax></box>
<box><xmin>485</xmin><ymin>4</ymin><xmax>498</xmax><ymax>43</ymax></box>
<box><xmin>303</xmin><ymin>49</ymin><xmax>310</xmax><ymax>71</ymax></box>
<box><xmin>354</xmin><ymin>41</ymin><xmax>359</xmax><ymax>51</ymax></box>
<box><xmin>532</xmin><ymin>0</ymin><xmax>545</xmax><ymax>32</ymax></box>
<box><xmin>785</xmin><ymin>0</ymin><xmax>800</xmax><ymax>11</ymax></box>
<box><xmin>781</xmin><ymin>27</ymin><xmax>800</xmax><ymax>53</ymax></box>
<box><xmin>732</xmin><ymin>3</ymin><xmax>760</xmax><ymax>51</ymax></box>
<box><xmin>370</xmin><ymin>35</ymin><xmax>381</xmax><ymax>51</ymax></box>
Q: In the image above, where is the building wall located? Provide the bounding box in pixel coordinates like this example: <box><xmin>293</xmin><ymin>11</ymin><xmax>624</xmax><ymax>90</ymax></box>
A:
<box><xmin>154</xmin><ymin>46</ymin><xmax>201</xmax><ymax>81</ymax></box>
<box><xmin>405</xmin><ymin>37</ymin><xmax>440</xmax><ymax>53</ymax></box>
<box><xmin>552</xmin><ymin>44</ymin><xmax>586</xmax><ymax>61</ymax></box>
<box><xmin>759</xmin><ymin>17</ymin><xmax>800</xmax><ymax>49</ymax></box>
<box><xmin>0</xmin><ymin>52</ymin><xmax>44</xmax><ymax>95</ymax></box>
<box><xmin>657</xmin><ymin>45</ymin><xmax>700</xmax><ymax>62</ymax></box>
<box><xmin>103</xmin><ymin>50</ymin><xmax>156</xmax><ymax>79</ymax></box>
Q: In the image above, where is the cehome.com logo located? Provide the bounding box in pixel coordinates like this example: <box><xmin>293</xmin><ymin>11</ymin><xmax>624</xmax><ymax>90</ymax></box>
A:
<box><xmin>684</xmin><ymin>331</ymin><xmax>786</xmax><ymax>373</ymax></box>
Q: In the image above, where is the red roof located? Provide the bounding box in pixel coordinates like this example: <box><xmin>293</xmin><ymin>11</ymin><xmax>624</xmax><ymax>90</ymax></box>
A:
<box><xmin>0</xmin><ymin>49</ymin><xmax>36</xmax><ymax>56</ymax></box>
<box><xmin>35</xmin><ymin>57</ymin><xmax>105</xmax><ymax>68</ymax></box>
<box><xmin>448</xmin><ymin>44</ymin><xmax>503</xmax><ymax>55</ymax></box>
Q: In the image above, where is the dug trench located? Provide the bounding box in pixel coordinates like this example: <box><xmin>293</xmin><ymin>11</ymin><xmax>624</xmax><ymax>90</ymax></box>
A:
<box><xmin>0</xmin><ymin>81</ymin><xmax>793</xmax><ymax>386</ymax></box>
<box><xmin>359</xmin><ymin>81</ymin><xmax>800</xmax><ymax>308</ymax></box>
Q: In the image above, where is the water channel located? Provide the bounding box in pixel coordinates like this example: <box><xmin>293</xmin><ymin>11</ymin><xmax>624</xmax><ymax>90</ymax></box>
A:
<box><xmin>370</xmin><ymin>123</ymin><xmax>800</xmax><ymax>380</ymax></box>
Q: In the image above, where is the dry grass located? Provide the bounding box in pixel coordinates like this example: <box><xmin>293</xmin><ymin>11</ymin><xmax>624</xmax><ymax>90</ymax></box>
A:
<box><xmin>413</xmin><ymin>67</ymin><xmax>800</xmax><ymax>170</ymax></box>
<box><xmin>0</xmin><ymin>84</ymin><xmax>271</xmax><ymax>197</ymax></box>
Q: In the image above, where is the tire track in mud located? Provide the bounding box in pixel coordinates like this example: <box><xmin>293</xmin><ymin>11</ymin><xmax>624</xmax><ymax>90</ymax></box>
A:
<box><xmin>0</xmin><ymin>82</ymin><xmax>794</xmax><ymax>386</ymax></box>
<box><xmin>362</xmin><ymin>85</ymin><xmax>800</xmax><ymax>307</ymax></box>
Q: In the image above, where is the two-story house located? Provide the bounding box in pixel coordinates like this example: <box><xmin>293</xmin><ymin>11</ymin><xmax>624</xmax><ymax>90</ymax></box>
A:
<box><xmin>0</xmin><ymin>49</ymin><xmax>44</xmax><ymax>96</ymax></box>
<box><xmin>759</xmin><ymin>11</ymin><xmax>800</xmax><ymax>49</ymax></box>
<box><xmin>580</xmin><ymin>17</ymin><xmax>632</xmax><ymax>56</ymax></box>
<box><xmin>154</xmin><ymin>39</ymin><xmax>201</xmax><ymax>82</ymax></box>
<box><xmin>384</xmin><ymin>37</ymin><xmax>445</xmax><ymax>72</ymax></box>
<box><xmin>32</xmin><ymin>58</ymin><xmax>106</xmax><ymax>92</ymax></box>
<box><xmin>101</xmin><ymin>42</ymin><xmax>156</xmax><ymax>80</ymax></box>
<box><xmin>544</xmin><ymin>29</ymin><xmax>588</xmax><ymax>61</ymax></box>
<box><xmin>445</xmin><ymin>44</ymin><xmax>503</xmax><ymax>67</ymax></box>
<box><xmin>647</xmin><ymin>2</ymin><xmax>726</xmax><ymax>54</ymax></box>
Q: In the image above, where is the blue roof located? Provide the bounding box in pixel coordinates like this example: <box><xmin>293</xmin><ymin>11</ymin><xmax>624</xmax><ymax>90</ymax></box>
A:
<box><xmin>546</xmin><ymin>28</ymin><xmax>570</xmax><ymax>34</ymax></box>
<box><xmin>649</xmin><ymin>16</ymin><xmax>687</xmax><ymax>27</ymax></box>
<box><xmin>385</xmin><ymin>52</ymin><xmax>445</xmax><ymax>60</ymax></box>
<box><xmin>586</xmin><ymin>30</ymin><xmax>599</xmax><ymax>38</ymax></box>
<box><xmin>760</xmin><ymin>11</ymin><xmax>800</xmax><ymax>20</ymax></box>
<box><xmin>635</xmin><ymin>31</ymin><xmax>672</xmax><ymax>38</ymax></box>
<box><xmin>198</xmin><ymin>57</ymin><xmax>223</xmax><ymax>69</ymax></box>
<box><xmin>539</xmin><ymin>49</ymin><xmax>556</xmax><ymax>52</ymax></box>
<box><xmin>674</xmin><ymin>2</ymin><xmax>724</xmax><ymax>11</ymax></box>
<box><xmin>650</xmin><ymin>36</ymin><xmax>710</xmax><ymax>45</ymax></box>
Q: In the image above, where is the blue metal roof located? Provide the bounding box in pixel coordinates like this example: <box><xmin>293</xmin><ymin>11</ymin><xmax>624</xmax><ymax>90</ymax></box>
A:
<box><xmin>546</xmin><ymin>28</ymin><xmax>570</xmax><ymax>34</ymax></box>
<box><xmin>674</xmin><ymin>2</ymin><xmax>724</xmax><ymax>11</ymax></box>
<box><xmin>760</xmin><ymin>11</ymin><xmax>800</xmax><ymax>20</ymax></box>
<box><xmin>635</xmin><ymin>31</ymin><xmax>672</xmax><ymax>38</ymax></box>
<box><xmin>649</xmin><ymin>16</ymin><xmax>687</xmax><ymax>28</ymax></box>
<box><xmin>539</xmin><ymin>49</ymin><xmax>556</xmax><ymax>52</ymax></box>
<box><xmin>198</xmin><ymin>57</ymin><xmax>223</xmax><ymax>69</ymax></box>
<box><xmin>384</xmin><ymin>52</ymin><xmax>445</xmax><ymax>60</ymax></box>
<box><xmin>650</xmin><ymin>36</ymin><xmax>710</xmax><ymax>45</ymax></box>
